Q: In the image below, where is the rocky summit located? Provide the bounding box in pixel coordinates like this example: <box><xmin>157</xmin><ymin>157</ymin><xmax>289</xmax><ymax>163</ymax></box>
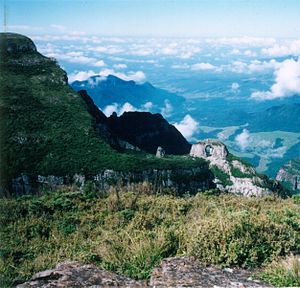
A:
<box><xmin>17</xmin><ymin>257</ymin><xmax>270</xmax><ymax>288</ymax></box>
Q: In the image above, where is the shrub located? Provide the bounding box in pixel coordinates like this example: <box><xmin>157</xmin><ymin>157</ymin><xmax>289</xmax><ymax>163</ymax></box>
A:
<box><xmin>0</xmin><ymin>189</ymin><xmax>299</xmax><ymax>286</ymax></box>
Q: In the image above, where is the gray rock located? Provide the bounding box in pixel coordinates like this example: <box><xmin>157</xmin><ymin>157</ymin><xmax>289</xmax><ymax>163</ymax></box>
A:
<box><xmin>190</xmin><ymin>139</ymin><xmax>228</xmax><ymax>160</ymax></box>
<box><xmin>18</xmin><ymin>257</ymin><xmax>272</xmax><ymax>288</ymax></box>
<box><xmin>17</xmin><ymin>261</ymin><xmax>146</xmax><ymax>287</ymax></box>
<box><xmin>156</xmin><ymin>146</ymin><xmax>166</xmax><ymax>158</ymax></box>
<box><xmin>150</xmin><ymin>256</ymin><xmax>272</xmax><ymax>287</ymax></box>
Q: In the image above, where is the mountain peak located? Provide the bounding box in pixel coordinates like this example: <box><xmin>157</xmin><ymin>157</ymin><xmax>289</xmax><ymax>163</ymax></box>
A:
<box><xmin>0</xmin><ymin>32</ymin><xmax>37</xmax><ymax>56</ymax></box>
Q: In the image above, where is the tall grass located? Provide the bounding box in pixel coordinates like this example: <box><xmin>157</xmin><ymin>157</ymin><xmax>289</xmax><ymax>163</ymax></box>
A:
<box><xmin>0</xmin><ymin>187</ymin><xmax>299</xmax><ymax>287</ymax></box>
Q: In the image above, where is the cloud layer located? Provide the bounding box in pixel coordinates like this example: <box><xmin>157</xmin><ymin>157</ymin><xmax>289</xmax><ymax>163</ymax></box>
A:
<box><xmin>173</xmin><ymin>115</ymin><xmax>199</xmax><ymax>140</ymax></box>
<box><xmin>251</xmin><ymin>58</ymin><xmax>300</xmax><ymax>100</ymax></box>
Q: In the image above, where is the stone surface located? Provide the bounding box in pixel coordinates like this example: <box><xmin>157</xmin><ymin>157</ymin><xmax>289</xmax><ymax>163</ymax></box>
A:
<box><xmin>149</xmin><ymin>257</ymin><xmax>270</xmax><ymax>288</ymax></box>
<box><xmin>190</xmin><ymin>139</ymin><xmax>228</xmax><ymax>160</ymax></box>
<box><xmin>0</xmin><ymin>32</ymin><xmax>37</xmax><ymax>55</ymax></box>
<box><xmin>190</xmin><ymin>139</ymin><xmax>273</xmax><ymax>196</ymax></box>
<box><xmin>17</xmin><ymin>261</ymin><xmax>146</xmax><ymax>287</ymax></box>
<box><xmin>156</xmin><ymin>146</ymin><xmax>166</xmax><ymax>158</ymax></box>
<box><xmin>11</xmin><ymin>165</ymin><xmax>214</xmax><ymax>196</ymax></box>
<box><xmin>18</xmin><ymin>257</ymin><xmax>272</xmax><ymax>288</ymax></box>
<box><xmin>276</xmin><ymin>158</ymin><xmax>300</xmax><ymax>191</ymax></box>
<box><xmin>150</xmin><ymin>256</ymin><xmax>271</xmax><ymax>288</ymax></box>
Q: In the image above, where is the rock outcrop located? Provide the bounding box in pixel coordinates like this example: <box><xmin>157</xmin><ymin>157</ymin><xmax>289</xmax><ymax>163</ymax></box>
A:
<box><xmin>16</xmin><ymin>261</ymin><xmax>146</xmax><ymax>287</ymax></box>
<box><xmin>0</xmin><ymin>32</ymin><xmax>37</xmax><ymax>55</ymax></box>
<box><xmin>11</xmin><ymin>165</ymin><xmax>214</xmax><ymax>196</ymax></box>
<box><xmin>190</xmin><ymin>139</ymin><xmax>228</xmax><ymax>159</ymax></box>
<box><xmin>17</xmin><ymin>257</ymin><xmax>271</xmax><ymax>288</ymax></box>
<box><xmin>276</xmin><ymin>158</ymin><xmax>300</xmax><ymax>192</ymax></box>
<box><xmin>190</xmin><ymin>139</ymin><xmax>274</xmax><ymax>196</ymax></box>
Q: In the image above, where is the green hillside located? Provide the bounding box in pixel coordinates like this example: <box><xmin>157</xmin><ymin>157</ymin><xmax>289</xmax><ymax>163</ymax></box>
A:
<box><xmin>0</xmin><ymin>33</ymin><xmax>205</xmax><ymax>196</ymax></box>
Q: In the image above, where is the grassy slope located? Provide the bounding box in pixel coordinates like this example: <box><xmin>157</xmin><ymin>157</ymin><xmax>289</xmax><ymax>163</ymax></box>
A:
<box><xmin>0</xmin><ymin>188</ymin><xmax>299</xmax><ymax>287</ymax></box>
<box><xmin>0</xmin><ymin>48</ymin><xmax>205</xmax><ymax>195</ymax></box>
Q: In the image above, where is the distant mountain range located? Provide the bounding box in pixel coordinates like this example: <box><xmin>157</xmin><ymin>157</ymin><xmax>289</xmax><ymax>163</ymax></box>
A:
<box><xmin>249</xmin><ymin>103</ymin><xmax>300</xmax><ymax>132</ymax></box>
<box><xmin>71</xmin><ymin>74</ymin><xmax>185</xmax><ymax>111</ymax></box>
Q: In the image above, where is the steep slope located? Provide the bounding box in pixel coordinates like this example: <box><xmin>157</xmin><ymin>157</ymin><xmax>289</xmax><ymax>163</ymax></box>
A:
<box><xmin>71</xmin><ymin>74</ymin><xmax>185</xmax><ymax>111</ymax></box>
<box><xmin>0</xmin><ymin>33</ymin><xmax>126</xmax><ymax>194</ymax></box>
<box><xmin>0</xmin><ymin>33</ymin><xmax>210</xmax><ymax>196</ymax></box>
<box><xmin>107</xmin><ymin>111</ymin><xmax>191</xmax><ymax>154</ymax></box>
<box><xmin>276</xmin><ymin>157</ymin><xmax>300</xmax><ymax>193</ymax></box>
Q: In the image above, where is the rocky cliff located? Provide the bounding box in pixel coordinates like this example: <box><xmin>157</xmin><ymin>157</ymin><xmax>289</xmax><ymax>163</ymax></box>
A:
<box><xmin>190</xmin><ymin>139</ymin><xmax>282</xmax><ymax>196</ymax></box>
<box><xmin>276</xmin><ymin>157</ymin><xmax>300</xmax><ymax>193</ymax></box>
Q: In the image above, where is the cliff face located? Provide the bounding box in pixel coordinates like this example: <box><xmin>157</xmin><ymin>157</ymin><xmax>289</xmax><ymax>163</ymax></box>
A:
<box><xmin>276</xmin><ymin>158</ymin><xmax>300</xmax><ymax>192</ymax></box>
<box><xmin>107</xmin><ymin>112</ymin><xmax>191</xmax><ymax>155</ymax></box>
<box><xmin>190</xmin><ymin>140</ymin><xmax>282</xmax><ymax>197</ymax></box>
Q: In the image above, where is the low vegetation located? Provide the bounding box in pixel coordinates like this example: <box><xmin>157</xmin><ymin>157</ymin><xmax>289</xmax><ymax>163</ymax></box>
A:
<box><xmin>1</xmin><ymin>187</ymin><xmax>299</xmax><ymax>287</ymax></box>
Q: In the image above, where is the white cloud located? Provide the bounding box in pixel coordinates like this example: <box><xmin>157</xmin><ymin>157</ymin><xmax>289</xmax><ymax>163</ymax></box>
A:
<box><xmin>103</xmin><ymin>103</ymin><xmax>119</xmax><ymax>117</ymax></box>
<box><xmin>235</xmin><ymin>129</ymin><xmax>250</xmax><ymax>151</ymax></box>
<box><xmin>98</xmin><ymin>69</ymin><xmax>146</xmax><ymax>83</ymax></box>
<box><xmin>231</xmin><ymin>82</ymin><xmax>240</xmax><ymax>91</ymax></box>
<box><xmin>50</xmin><ymin>24</ymin><xmax>67</xmax><ymax>31</ymax></box>
<box><xmin>68</xmin><ymin>70</ymin><xmax>97</xmax><ymax>83</ymax></box>
<box><xmin>230</xmin><ymin>49</ymin><xmax>241</xmax><ymax>55</ymax></box>
<box><xmin>247</xmin><ymin>59</ymin><xmax>280</xmax><ymax>72</ymax></box>
<box><xmin>234</xmin><ymin>129</ymin><xmax>287</xmax><ymax>158</ymax></box>
<box><xmin>206</xmin><ymin>37</ymin><xmax>276</xmax><ymax>47</ymax></box>
<box><xmin>228</xmin><ymin>59</ymin><xmax>280</xmax><ymax>73</ymax></box>
<box><xmin>191</xmin><ymin>62</ymin><xmax>216</xmax><ymax>71</ymax></box>
<box><xmin>88</xmin><ymin>45</ymin><xmax>124</xmax><ymax>54</ymax></box>
<box><xmin>103</xmin><ymin>102</ymin><xmax>138</xmax><ymax>117</ymax></box>
<box><xmin>251</xmin><ymin>58</ymin><xmax>300</xmax><ymax>100</ymax></box>
<box><xmin>173</xmin><ymin>115</ymin><xmax>199</xmax><ymax>140</ymax></box>
<box><xmin>160</xmin><ymin>100</ymin><xmax>173</xmax><ymax>117</ymax></box>
<box><xmin>171</xmin><ymin>63</ymin><xmax>190</xmax><ymax>69</ymax></box>
<box><xmin>262</xmin><ymin>38</ymin><xmax>300</xmax><ymax>57</ymax></box>
<box><xmin>46</xmin><ymin>51</ymin><xmax>106</xmax><ymax>67</ymax></box>
<box><xmin>94</xmin><ymin>60</ymin><xmax>106</xmax><ymax>67</ymax></box>
<box><xmin>113</xmin><ymin>63</ymin><xmax>127</xmax><ymax>69</ymax></box>
<box><xmin>244</xmin><ymin>49</ymin><xmax>257</xmax><ymax>57</ymax></box>
<box><xmin>142</xmin><ymin>102</ymin><xmax>153</xmax><ymax>110</ymax></box>
<box><xmin>119</xmin><ymin>102</ymin><xmax>137</xmax><ymax>115</ymax></box>
<box><xmin>68</xmin><ymin>68</ymin><xmax>146</xmax><ymax>84</ymax></box>
<box><xmin>7</xmin><ymin>24</ymin><xmax>43</xmax><ymax>31</ymax></box>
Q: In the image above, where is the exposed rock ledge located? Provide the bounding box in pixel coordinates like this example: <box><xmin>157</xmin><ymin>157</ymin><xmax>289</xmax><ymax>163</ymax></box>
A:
<box><xmin>17</xmin><ymin>256</ymin><xmax>271</xmax><ymax>288</ymax></box>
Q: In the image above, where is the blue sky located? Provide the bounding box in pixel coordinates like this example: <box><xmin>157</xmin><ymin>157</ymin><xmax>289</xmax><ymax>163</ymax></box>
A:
<box><xmin>2</xmin><ymin>0</ymin><xmax>300</xmax><ymax>37</ymax></box>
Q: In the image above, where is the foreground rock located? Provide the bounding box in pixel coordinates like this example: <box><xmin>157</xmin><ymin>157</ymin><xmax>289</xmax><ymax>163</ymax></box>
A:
<box><xmin>17</xmin><ymin>257</ymin><xmax>271</xmax><ymax>287</ymax></box>
<box><xmin>150</xmin><ymin>256</ymin><xmax>271</xmax><ymax>287</ymax></box>
<box><xmin>16</xmin><ymin>261</ymin><xmax>146</xmax><ymax>287</ymax></box>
